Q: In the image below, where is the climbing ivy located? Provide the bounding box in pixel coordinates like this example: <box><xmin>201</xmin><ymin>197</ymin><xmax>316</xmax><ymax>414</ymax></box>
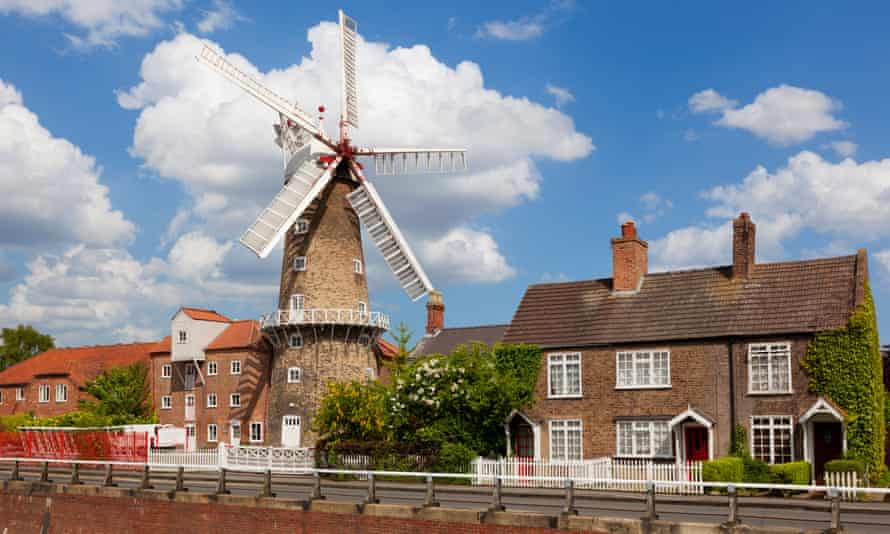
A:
<box><xmin>803</xmin><ymin>282</ymin><xmax>886</xmax><ymax>473</ymax></box>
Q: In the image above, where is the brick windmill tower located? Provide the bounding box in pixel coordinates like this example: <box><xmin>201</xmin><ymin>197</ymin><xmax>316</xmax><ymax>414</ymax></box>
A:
<box><xmin>197</xmin><ymin>10</ymin><xmax>467</xmax><ymax>447</ymax></box>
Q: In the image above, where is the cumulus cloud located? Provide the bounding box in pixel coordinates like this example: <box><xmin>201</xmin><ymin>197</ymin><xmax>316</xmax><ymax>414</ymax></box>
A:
<box><xmin>546</xmin><ymin>83</ymin><xmax>575</xmax><ymax>107</ymax></box>
<box><xmin>196</xmin><ymin>0</ymin><xmax>242</xmax><ymax>34</ymax></box>
<box><xmin>0</xmin><ymin>79</ymin><xmax>135</xmax><ymax>250</ymax></box>
<box><xmin>167</xmin><ymin>231</ymin><xmax>232</xmax><ymax>281</ymax></box>
<box><xmin>616</xmin><ymin>191</ymin><xmax>672</xmax><ymax>227</ymax></box>
<box><xmin>689</xmin><ymin>85</ymin><xmax>846</xmax><ymax>145</ymax></box>
<box><xmin>419</xmin><ymin>227</ymin><xmax>516</xmax><ymax>283</ymax></box>
<box><xmin>875</xmin><ymin>250</ymin><xmax>890</xmax><ymax>278</ymax></box>
<box><xmin>827</xmin><ymin>140</ymin><xmax>858</xmax><ymax>158</ymax></box>
<box><xmin>117</xmin><ymin>27</ymin><xmax>593</xmax><ymax>285</ymax></box>
<box><xmin>0</xmin><ymin>0</ymin><xmax>184</xmax><ymax>49</ymax></box>
<box><xmin>476</xmin><ymin>19</ymin><xmax>543</xmax><ymax>41</ymax></box>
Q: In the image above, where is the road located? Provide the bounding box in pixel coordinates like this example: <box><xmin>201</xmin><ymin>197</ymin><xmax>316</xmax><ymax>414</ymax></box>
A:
<box><xmin>3</xmin><ymin>463</ymin><xmax>889</xmax><ymax>533</ymax></box>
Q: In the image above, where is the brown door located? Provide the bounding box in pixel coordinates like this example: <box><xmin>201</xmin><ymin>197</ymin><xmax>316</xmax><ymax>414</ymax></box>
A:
<box><xmin>813</xmin><ymin>422</ymin><xmax>843</xmax><ymax>482</ymax></box>
<box><xmin>685</xmin><ymin>427</ymin><xmax>709</xmax><ymax>462</ymax></box>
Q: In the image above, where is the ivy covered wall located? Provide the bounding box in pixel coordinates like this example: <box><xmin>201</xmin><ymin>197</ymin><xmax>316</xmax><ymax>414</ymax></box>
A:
<box><xmin>803</xmin><ymin>282</ymin><xmax>886</xmax><ymax>473</ymax></box>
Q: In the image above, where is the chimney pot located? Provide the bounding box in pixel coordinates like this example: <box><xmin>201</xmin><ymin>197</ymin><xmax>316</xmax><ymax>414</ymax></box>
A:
<box><xmin>621</xmin><ymin>221</ymin><xmax>637</xmax><ymax>239</ymax></box>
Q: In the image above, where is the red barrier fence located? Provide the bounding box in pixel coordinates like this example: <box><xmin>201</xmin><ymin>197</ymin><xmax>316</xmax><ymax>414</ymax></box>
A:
<box><xmin>0</xmin><ymin>430</ymin><xmax>148</xmax><ymax>462</ymax></box>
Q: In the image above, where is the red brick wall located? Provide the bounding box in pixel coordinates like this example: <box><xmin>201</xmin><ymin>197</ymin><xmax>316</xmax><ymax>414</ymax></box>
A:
<box><xmin>0</xmin><ymin>377</ymin><xmax>81</xmax><ymax>418</ymax></box>
<box><xmin>0</xmin><ymin>492</ymin><xmax>574</xmax><ymax>534</ymax></box>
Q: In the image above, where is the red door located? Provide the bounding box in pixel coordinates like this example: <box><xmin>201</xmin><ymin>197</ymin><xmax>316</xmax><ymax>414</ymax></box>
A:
<box><xmin>685</xmin><ymin>427</ymin><xmax>709</xmax><ymax>462</ymax></box>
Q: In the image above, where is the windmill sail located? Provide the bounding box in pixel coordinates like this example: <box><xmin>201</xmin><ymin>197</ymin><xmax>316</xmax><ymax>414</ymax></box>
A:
<box><xmin>241</xmin><ymin>156</ymin><xmax>342</xmax><ymax>258</ymax></box>
<box><xmin>339</xmin><ymin>10</ymin><xmax>359</xmax><ymax>129</ymax></box>
<box><xmin>364</xmin><ymin>148</ymin><xmax>467</xmax><ymax>175</ymax></box>
<box><xmin>347</xmin><ymin>180</ymin><xmax>433</xmax><ymax>301</ymax></box>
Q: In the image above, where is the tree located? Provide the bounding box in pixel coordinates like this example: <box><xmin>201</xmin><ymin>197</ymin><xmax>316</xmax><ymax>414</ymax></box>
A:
<box><xmin>0</xmin><ymin>325</ymin><xmax>54</xmax><ymax>370</ymax></box>
<box><xmin>79</xmin><ymin>363</ymin><xmax>156</xmax><ymax>425</ymax></box>
<box><xmin>386</xmin><ymin>322</ymin><xmax>416</xmax><ymax>372</ymax></box>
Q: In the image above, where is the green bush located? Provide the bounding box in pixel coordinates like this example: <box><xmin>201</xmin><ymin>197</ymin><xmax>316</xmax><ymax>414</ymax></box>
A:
<box><xmin>824</xmin><ymin>459</ymin><xmax>866</xmax><ymax>476</ymax></box>
<box><xmin>435</xmin><ymin>442</ymin><xmax>476</xmax><ymax>474</ymax></box>
<box><xmin>769</xmin><ymin>461</ymin><xmax>811</xmax><ymax>485</ymax></box>
<box><xmin>702</xmin><ymin>457</ymin><xmax>744</xmax><ymax>482</ymax></box>
<box><xmin>0</xmin><ymin>413</ymin><xmax>38</xmax><ymax>431</ymax></box>
<box><xmin>742</xmin><ymin>456</ymin><xmax>771</xmax><ymax>483</ymax></box>
<box><xmin>730</xmin><ymin>424</ymin><xmax>748</xmax><ymax>457</ymax></box>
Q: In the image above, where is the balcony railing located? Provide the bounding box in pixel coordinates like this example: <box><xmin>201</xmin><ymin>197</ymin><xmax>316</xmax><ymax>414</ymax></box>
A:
<box><xmin>260</xmin><ymin>308</ymin><xmax>390</xmax><ymax>331</ymax></box>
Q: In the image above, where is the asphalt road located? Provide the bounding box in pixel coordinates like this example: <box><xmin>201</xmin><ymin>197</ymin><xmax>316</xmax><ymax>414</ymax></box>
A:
<box><xmin>3</xmin><ymin>464</ymin><xmax>890</xmax><ymax>533</ymax></box>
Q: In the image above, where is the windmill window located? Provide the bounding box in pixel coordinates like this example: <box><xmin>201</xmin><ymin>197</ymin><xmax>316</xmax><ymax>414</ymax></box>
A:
<box><xmin>207</xmin><ymin>361</ymin><xmax>218</xmax><ymax>376</ymax></box>
<box><xmin>161</xmin><ymin>396</ymin><xmax>172</xmax><ymax>409</ymax></box>
<box><xmin>353</xmin><ymin>259</ymin><xmax>363</xmax><ymax>274</ymax></box>
<box><xmin>230</xmin><ymin>393</ymin><xmax>241</xmax><ymax>407</ymax></box>
<box><xmin>293</xmin><ymin>256</ymin><xmax>307</xmax><ymax>272</ymax></box>
<box><xmin>288</xmin><ymin>367</ymin><xmax>301</xmax><ymax>383</ymax></box>
<box><xmin>289</xmin><ymin>334</ymin><xmax>303</xmax><ymax>348</ymax></box>
<box><xmin>294</xmin><ymin>219</ymin><xmax>309</xmax><ymax>234</ymax></box>
<box><xmin>358</xmin><ymin>301</ymin><xmax>367</xmax><ymax>314</ymax></box>
<box><xmin>161</xmin><ymin>364</ymin><xmax>172</xmax><ymax>378</ymax></box>
<box><xmin>290</xmin><ymin>294</ymin><xmax>305</xmax><ymax>311</ymax></box>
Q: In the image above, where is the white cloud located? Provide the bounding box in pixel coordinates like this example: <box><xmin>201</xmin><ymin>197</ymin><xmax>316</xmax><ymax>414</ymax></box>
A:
<box><xmin>159</xmin><ymin>207</ymin><xmax>191</xmax><ymax>248</ymax></box>
<box><xmin>0</xmin><ymin>0</ymin><xmax>184</xmax><ymax>49</ymax></box>
<box><xmin>0</xmin><ymin>79</ymin><xmax>135</xmax><ymax>250</ymax></box>
<box><xmin>546</xmin><ymin>83</ymin><xmax>575</xmax><ymax>107</ymax></box>
<box><xmin>616</xmin><ymin>211</ymin><xmax>636</xmax><ymax>225</ymax></box>
<box><xmin>827</xmin><ymin>140</ymin><xmax>858</xmax><ymax>158</ymax></box>
<box><xmin>196</xmin><ymin>0</ymin><xmax>241</xmax><ymax>34</ymax></box>
<box><xmin>688</xmin><ymin>89</ymin><xmax>737</xmax><ymax>113</ymax></box>
<box><xmin>540</xmin><ymin>272</ymin><xmax>568</xmax><ymax>282</ymax></box>
<box><xmin>476</xmin><ymin>19</ymin><xmax>543</xmax><ymax>41</ymax></box>
<box><xmin>419</xmin><ymin>227</ymin><xmax>516</xmax><ymax>284</ymax></box>
<box><xmin>649</xmin><ymin>223</ymin><xmax>731</xmax><ymax>272</ymax></box>
<box><xmin>689</xmin><ymin>85</ymin><xmax>846</xmax><ymax>145</ymax></box>
<box><xmin>875</xmin><ymin>250</ymin><xmax>890</xmax><ymax>278</ymax></box>
<box><xmin>167</xmin><ymin>231</ymin><xmax>232</xmax><ymax>281</ymax></box>
<box><xmin>117</xmin><ymin>28</ymin><xmax>593</xmax><ymax>285</ymax></box>
<box><xmin>617</xmin><ymin>192</ymin><xmax>671</xmax><ymax>227</ymax></box>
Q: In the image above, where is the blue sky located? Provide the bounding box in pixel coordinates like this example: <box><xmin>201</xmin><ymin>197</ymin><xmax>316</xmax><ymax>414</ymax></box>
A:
<box><xmin>0</xmin><ymin>1</ymin><xmax>889</xmax><ymax>346</ymax></box>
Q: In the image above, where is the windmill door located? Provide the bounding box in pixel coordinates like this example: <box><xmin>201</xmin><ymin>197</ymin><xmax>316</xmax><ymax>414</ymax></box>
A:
<box><xmin>282</xmin><ymin>416</ymin><xmax>302</xmax><ymax>448</ymax></box>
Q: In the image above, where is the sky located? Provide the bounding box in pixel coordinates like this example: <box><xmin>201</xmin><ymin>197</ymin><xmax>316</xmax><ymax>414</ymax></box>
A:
<box><xmin>0</xmin><ymin>1</ymin><xmax>889</xmax><ymax>347</ymax></box>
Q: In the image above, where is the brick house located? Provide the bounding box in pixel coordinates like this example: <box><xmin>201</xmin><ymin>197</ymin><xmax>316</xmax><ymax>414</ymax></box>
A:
<box><xmin>502</xmin><ymin>214</ymin><xmax>869</xmax><ymax>481</ymax></box>
<box><xmin>0</xmin><ymin>342</ymin><xmax>155</xmax><ymax>418</ymax></box>
<box><xmin>412</xmin><ymin>290</ymin><xmax>507</xmax><ymax>358</ymax></box>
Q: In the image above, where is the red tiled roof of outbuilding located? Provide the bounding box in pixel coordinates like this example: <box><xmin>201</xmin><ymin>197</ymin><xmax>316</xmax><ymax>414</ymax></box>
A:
<box><xmin>205</xmin><ymin>320</ymin><xmax>263</xmax><ymax>351</ymax></box>
<box><xmin>179</xmin><ymin>307</ymin><xmax>232</xmax><ymax>323</ymax></box>
<box><xmin>0</xmin><ymin>342</ymin><xmax>155</xmax><ymax>387</ymax></box>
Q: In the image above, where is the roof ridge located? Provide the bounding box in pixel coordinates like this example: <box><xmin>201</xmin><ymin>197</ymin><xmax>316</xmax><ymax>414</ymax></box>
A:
<box><xmin>441</xmin><ymin>324</ymin><xmax>509</xmax><ymax>331</ymax></box>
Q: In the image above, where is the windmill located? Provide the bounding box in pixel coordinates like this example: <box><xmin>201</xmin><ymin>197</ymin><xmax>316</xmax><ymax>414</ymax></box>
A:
<box><xmin>196</xmin><ymin>9</ymin><xmax>467</xmax><ymax>302</ymax></box>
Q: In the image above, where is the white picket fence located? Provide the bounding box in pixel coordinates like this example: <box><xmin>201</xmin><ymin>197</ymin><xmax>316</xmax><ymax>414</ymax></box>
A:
<box><xmin>147</xmin><ymin>445</ymin><xmax>313</xmax><ymax>472</ymax></box>
<box><xmin>472</xmin><ymin>457</ymin><xmax>703</xmax><ymax>495</ymax></box>
<box><xmin>825</xmin><ymin>471</ymin><xmax>860</xmax><ymax>501</ymax></box>
<box><xmin>148</xmin><ymin>448</ymin><xmax>218</xmax><ymax>469</ymax></box>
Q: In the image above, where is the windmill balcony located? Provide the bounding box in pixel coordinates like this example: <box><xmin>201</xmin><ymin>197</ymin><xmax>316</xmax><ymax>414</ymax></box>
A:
<box><xmin>260</xmin><ymin>308</ymin><xmax>390</xmax><ymax>331</ymax></box>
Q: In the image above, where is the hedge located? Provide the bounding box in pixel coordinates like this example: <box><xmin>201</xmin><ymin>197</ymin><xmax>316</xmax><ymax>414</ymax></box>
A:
<box><xmin>702</xmin><ymin>457</ymin><xmax>744</xmax><ymax>483</ymax></box>
<box><xmin>769</xmin><ymin>461</ymin><xmax>811</xmax><ymax>485</ymax></box>
<box><xmin>824</xmin><ymin>459</ymin><xmax>866</xmax><ymax>477</ymax></box>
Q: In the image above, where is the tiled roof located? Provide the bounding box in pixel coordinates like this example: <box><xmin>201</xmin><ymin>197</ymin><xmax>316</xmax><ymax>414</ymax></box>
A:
<box><xmin>179</xmin><ymin>307</ymin><xmax>232</xmax><ymax>323</ymax></box>
<box><xmin>0</xmin><ymin>342</ymin><xmax>155</xmax><ymax>387</ymax></box>
<box><xmin>205</xmin><ymin>320</ymin><xmax>262</xmax><ymax>351</ymax></box>
<box><xmin>413</xmin><ymin>324</ymin><xmax>508</xmax><ymax>357</ymax></box>
<box><xmin>376</xmin><ymin>338</ymin><xmax>399</xmax><ymax>359</ymax></box>
<box><xmin>150</xmin><ymin>336</ymin><xmax>171</xmax><ymax>355</ymax></box>
<box><xmin>503</xmin><ymin>252</ymin><xmax>865</xmax><ymax>348</ymax></box>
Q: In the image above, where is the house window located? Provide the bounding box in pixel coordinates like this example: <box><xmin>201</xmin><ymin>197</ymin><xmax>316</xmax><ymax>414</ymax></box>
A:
<box><xmin>287</xmin><ymin>367</ymin><xmax>301</xmax><ymax>383</ymax></box>
<box><xmin>616</xmin><ymin>420</ymin><xmax>672</xmax><ymax>458</ymax></box>
<box><xmin>0</xmin><ymin>391</ymin><xmax>4</xmax><ymax>404</ymax></box>
<box><xmin>353</xmin><ymin>258</ymin><xmax>363</xmax><ymax>274</ymax></box>
<box><xmin>38</xmin><ymin>384</ymin><xmax>50</xmax><ymax>403</ymax></box>
<box><xmin>751</xmin><ymin>416</ymin><xmax>793</xmax><ymax>464</ymax></box>
<box><xmin>55</xmin><ymin>384</ymin><xmax>68</xmax><ymax>403</ymax></box>
<box><xmin>230</xmin><ymin>421</ymin><xmax>241</xmax><ymax>441</ymax></box>
<box><xmin>230</xmin><ymin>360</ymin><xmax>241</xmax><ymax>375</ymax></box>
<box><xmin>161</xmin><ymin>364</ymin><xmax>172</xmax><ymax>378</ymax></box>
<box><xmin>249</xmin><ymin>422</ymin><xmax>263</xmax><ymax>443</ymax></box>
<box><xmin>550</xmin><ymin>420</ymin><xmax>582</xmax><ymax>461</ymax></box>
<box><xmin>289</xmin><ymin>334</ymin><xmax>303</xmax><ymax>348</ymax></box>
<box><xmin>293</xmin><ymin>256</ymin><xmax>307</xmax><ymax>272</ymax></box>
<box><xmin>186</xmin><ymin>424</ymin><xmax>195</xmax><ymax>439</ymax></box>
<box><xmin>177</xmin><ymin>330</ymin><xmax>188</xmax><ymax>344</ymax></box>
<box><xmin>16</xmin><ymin>387</ymin><xmax>24</xmax><ymax>401</ymax></box>
<box><xmin>230</xmin><ymin>393</ymin><xmax>241</xmax><ymax>407</ymax></box>
<box><xmin>616</xmin><ymin>350</ymin><xmax>671</xmax><ymax>388</ymax></box>
<box><xmin>748</xmin><ymin>343</ymin><xmax>792</xmax><ymax>394</ymax></box>
<box><xmin>290</xmin><ymin>294</ymin><xmax>305</xmax><ymax>311</ymax></box>
<box><xmin>207</xmin><ymin>393</ymin><xmax>218</xmax><ymax>408</ymax></box>
<box><xmin>207</xmin><ymin>361</ymin><xmax>218</xmax><ymax>376</ymax></box>
<box><xmin>161</xmin><ymin>396</ymin><xmax>172</xmax><ymax>409</ymax></box>
<box><xmin>294</xmin><ymin>219</ymin><xmax>308</xmax><ymax>234</ymax></box>
<box><xmin>207</xmin><ymin>424</ymin><xmax>218</xmax><ymax>443</ymax></box>
<box><xmin>547</xmin><ymin>353</ymin><xmax>581</xmax><ymax>398</ymax></box>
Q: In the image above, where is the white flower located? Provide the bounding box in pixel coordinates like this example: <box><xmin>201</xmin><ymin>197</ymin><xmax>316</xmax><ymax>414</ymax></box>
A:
<box><xmin>424</xmin><ymin>399</ymin><xmax>434</xmax><ymax>406</ymax></box>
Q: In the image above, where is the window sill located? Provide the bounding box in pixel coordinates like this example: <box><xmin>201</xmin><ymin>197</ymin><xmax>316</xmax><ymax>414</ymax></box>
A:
<box><xmin>615</xmin><ymin>385</ymin><xmax>672</xmax><ymax>390</ymax></box>
<box><xmin>547</xmin><ymin>394</ymin><xmax>583</xmax><ymax>400</ymax></box>
<box><xmin>747</xmin><ymin>391</ymin><xmax>793</xmax><ymax>396</ymax></box>
<box><xmin>613</xmin><ymin>455</ymin><xmax>675</xmax><ymax>460</ymax></box>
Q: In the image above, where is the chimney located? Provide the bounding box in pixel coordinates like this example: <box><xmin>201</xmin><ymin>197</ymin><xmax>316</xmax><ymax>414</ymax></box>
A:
<box><xmin>425</xmin><ymin>290</ymin><xmax>444</xmax><ymax>335</ymax></box>
<box><xmin>732</xmin><ymin>212</ymin><xmax>756</xmax><ymax>279</ymax></box>
<box><xmin>611</xmin><ymin>221</ymin><xmax>648</xmax><ymax>293</ymax></box>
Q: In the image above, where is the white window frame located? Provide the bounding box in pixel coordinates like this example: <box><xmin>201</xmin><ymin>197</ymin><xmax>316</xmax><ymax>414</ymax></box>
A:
<box><xmin>549</xmin><ymin>419</ymin><xmax>583</xmax><ymax>461</ymax></box>
<box><xmin>289</xmin><ymin>334</ymin><xmax>303</xmax><ymax>349</ymax></box>
<box><xmin>292</xmin><ymin>256</ymin><xmax>307</xmax><ymax>272</ymax></box>
<box><xmin>161</xmin><ymin>364</ymin><xmax>172</xmax><ymax>379</ymax></box>
<box><xmin>38</xmin><ymin>384</ymin><xmax>50</xmax><ymax>403</ymax></box>
<box><xmin>207</xmin><ymin>361</ymin><xmax>218</xmax><ymax>376</ymax></box>
<box><xmin>207</xmin><ymin>424</ymin><xmax>218</xmax><ymax>443</ymax></box>
<box><xmin>750</xmin><ymin>415</ymin><xmax>794</xmax><ymax>464</ymax></box>
<box><xmin>0</xmin><ymin>391</ymin><xmax>4</xmax><ymax>404</ymax></box>
<box><xmin>615</xmin><ymin>419</ymin><xmax>673</xmax><ymax>458</ymax></box>
<box><xmin>230</xmin><ymin>393</ymin><xmax>241</xmax><ymax>408</ymax></box>
<box><xmin>294</xmin><ymin>218</ymin><xmax>309</xmax><ymax>235</ymax></box>
<box><xmin>547</xmin><ymin>353</ymin><xmax>582</xmax><ymax>398</ymax></box>
<box><xmin>287</xmin><ymin>367</ymin><xmax>301</xmax><ymax>383</ymax></box>
<box><xmin>290</xmin><ymin>293</ymin><xmax>305</xmax><ymax>311</ymax></box>
<box><xmin>15</xmin><ymin>387</ymin><xmax>24</xmax><ymax>401</ymax></box>
<box><xmin>615</xmin><ymin>350</ymin><xmax>671</xmax><ymax>389</ymax></box>
<box><xmin>230</xmin><ymin>421</ymin><xmax>242</xmax><ymax>442</ymax></box>
<box><xmin>55</xmin><ymin>383</ymin><xmax>68</xmax><ymax>403</ymax></box>
<box><xmin>747</xmin><ymin>342</ymin><xmax>793</xmax><ymax>395</ymax></box>
<box><xmin>249</xmin><ymin>422</ymin><xmax>263</xmax><ymax>443</ymax></box>
<box><xmin>230</xmin><ymin>360</ymin><xmax>241</xmax><ymax>375</ymax></box>
<box><xmin>161</xmin><ymin>396</ymin><xmax>172</xmax><ymax>410</ymax></box>
<box><xmin>207</xmin><ymin>393</ymin><xmax>218</xmax><ymax>408</ymax></box>
<box><xmin>177</xmin><ymin>330</ymin><xmax>188</xmax><ymax>344</ymax></box>
<box><xmin>358</xmin><ymin>301</ymin><xmax>367</xmax><ymax>314</ymax></box>
<box><xmin>353</xmin><ymin>258</ymin><xmax>363</xmax><ymax>274</ymax></box>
